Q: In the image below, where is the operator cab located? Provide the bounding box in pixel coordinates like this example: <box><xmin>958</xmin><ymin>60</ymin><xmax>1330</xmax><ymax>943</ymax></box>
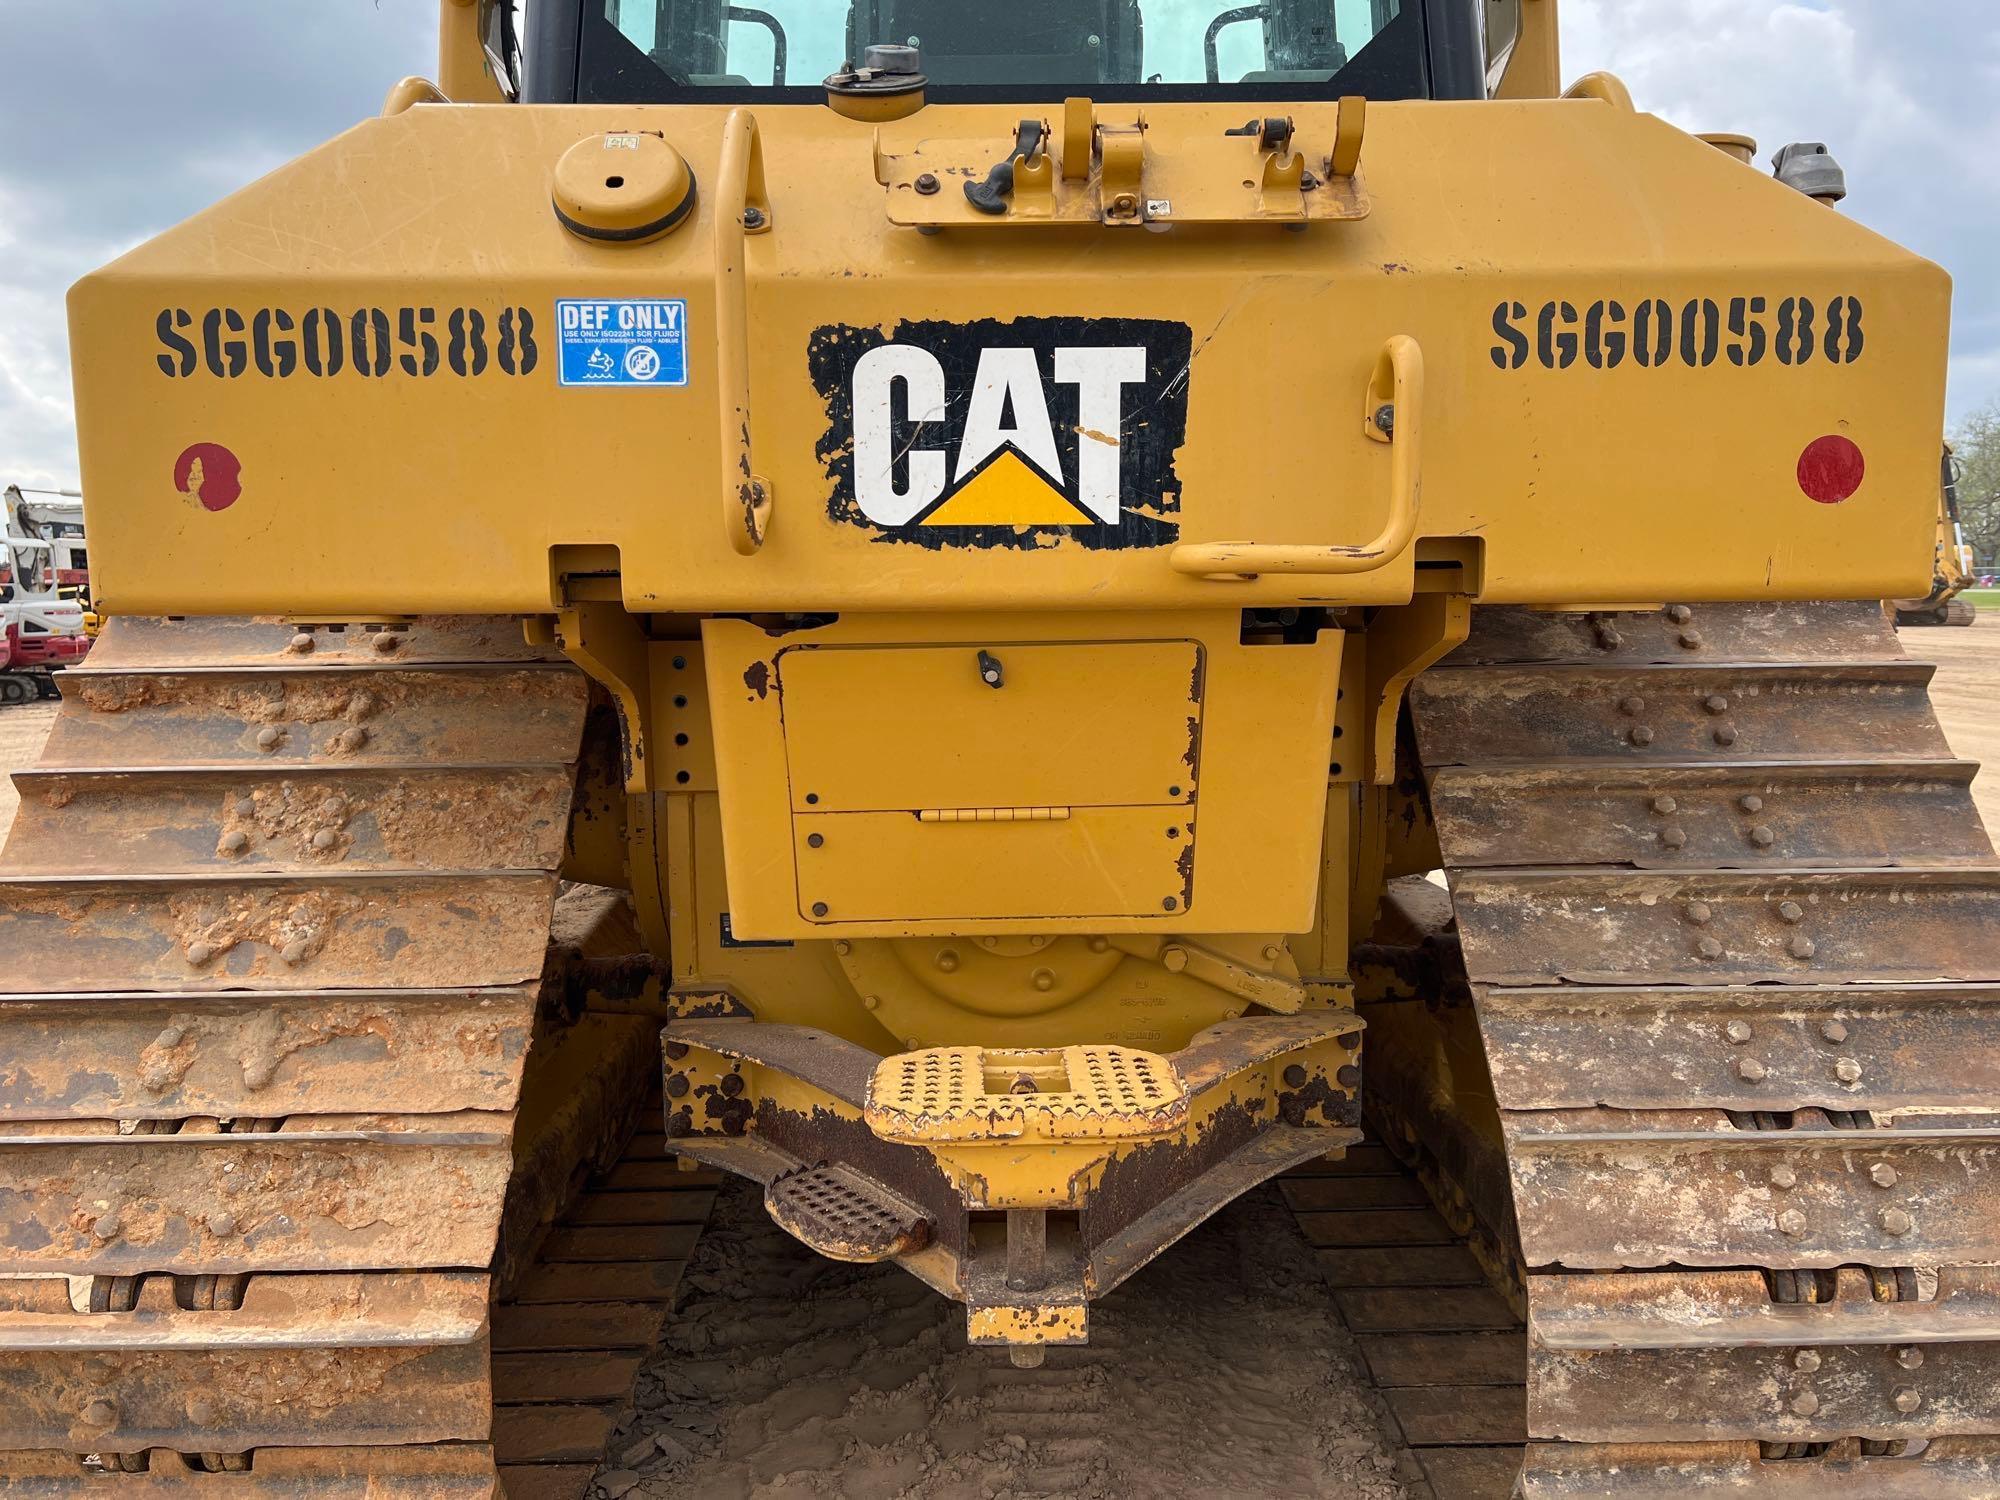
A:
<box><xmin>521</xmin><ymin>0</ymin><xmax>1495</xmax><ymax>104</ymax></box>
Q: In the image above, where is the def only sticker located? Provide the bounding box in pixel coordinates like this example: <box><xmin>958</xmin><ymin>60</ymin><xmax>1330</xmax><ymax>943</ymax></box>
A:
<box><xmin>556</xmin><ymin>298</ymin><xmax>689</xmax><ymax>387</ymax></box>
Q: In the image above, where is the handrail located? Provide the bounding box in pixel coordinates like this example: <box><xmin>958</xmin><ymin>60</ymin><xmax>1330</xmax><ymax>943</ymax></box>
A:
<box><xmin>1562</xmin><ymin>71</ymin><xmax>1636</xmax><ymax>110</ymax></box>
<box><xmin>1169</xmin><ymin>334</ymin><xmax>1423</xmax><ymax>579</ymax></box>
<box><xmin>716</xmin><ymin>109</ymin><xmax>774</xmax><ymax>556</ymax></box>
<box><xmin>381</xmin><ymin>76</ymin><xmax>448</xmax><ymax>115</ymax></box>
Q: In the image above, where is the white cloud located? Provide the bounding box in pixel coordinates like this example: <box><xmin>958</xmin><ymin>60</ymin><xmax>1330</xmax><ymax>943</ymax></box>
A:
<box><xmin>1564</xmin><ymin>0</ymin><xmax>2000</xmax><ymax>427</ymax></box>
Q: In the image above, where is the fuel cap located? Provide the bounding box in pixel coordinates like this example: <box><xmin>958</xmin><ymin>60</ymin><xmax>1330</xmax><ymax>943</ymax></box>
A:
<box><xmin>552</xmin><ymin>131</ymin><xmax>696</xmax><ymax>244</ymax></box>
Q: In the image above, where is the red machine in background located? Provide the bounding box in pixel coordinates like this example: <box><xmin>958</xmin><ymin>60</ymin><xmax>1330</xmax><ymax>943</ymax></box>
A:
<box><xmin>0</xmin><ymin>484</ymin><xmax>92</xmax><ymax>701</ymax></box>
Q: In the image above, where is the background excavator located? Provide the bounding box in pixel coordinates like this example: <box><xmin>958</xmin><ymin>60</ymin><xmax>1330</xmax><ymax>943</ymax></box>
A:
<box><xmin>2</xmin><ymin>1</ymin><xmax>1993</xmax><ymax>1496</ymax></box>
<box><xmin>1892</xmin><ymin>447</ymin><xmax>1979</xmax><ymax>626</ymax></box>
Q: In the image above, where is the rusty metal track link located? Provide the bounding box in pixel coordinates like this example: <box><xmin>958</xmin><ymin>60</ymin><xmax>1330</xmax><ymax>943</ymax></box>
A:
<box><xmin>1411</xmin><ymin>602</ymin><xmax>2000</xmax><ymax>1495</ymax></box>
<box><xmin>0</xmin><ymin>616</ymin><xmax>587</xmax><ymax>1493</ymax></box>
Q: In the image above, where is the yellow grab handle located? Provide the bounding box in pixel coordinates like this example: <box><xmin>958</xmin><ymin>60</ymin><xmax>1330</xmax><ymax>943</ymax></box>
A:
<box><xmin>1170</xmin><ymin>334</ymin><xmax>1424</xmax><ymax>579</ymax></box>
<box><xmin>1562</xmin><ymin>72</ymin><xmax>1636</xmax><ymax>110</ymax></box>
<box><xmin>717</xmin><ymin>109</ymin><xmax>774</xmax><ymax>556</ymax></box>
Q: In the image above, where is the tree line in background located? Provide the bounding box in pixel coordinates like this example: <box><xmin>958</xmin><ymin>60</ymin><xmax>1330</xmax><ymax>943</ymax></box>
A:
<box><xmin>1955</xmin><ymin>400</ymin><xmax>2000</xmax><ymax>579</ymax></box>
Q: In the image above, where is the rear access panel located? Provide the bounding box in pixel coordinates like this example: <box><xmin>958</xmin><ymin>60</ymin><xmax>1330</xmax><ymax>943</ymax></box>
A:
<box><xmin>704</xmin><ymin>612</ymin><xmax>1340</xmax><ymax>939</ymax></box>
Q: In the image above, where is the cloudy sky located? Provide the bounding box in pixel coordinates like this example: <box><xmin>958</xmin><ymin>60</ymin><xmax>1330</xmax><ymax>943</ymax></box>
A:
<box><xmin>1</xmin><ymin>0</ymin><xmax>1994</xmax><ymax>488</ymax></box>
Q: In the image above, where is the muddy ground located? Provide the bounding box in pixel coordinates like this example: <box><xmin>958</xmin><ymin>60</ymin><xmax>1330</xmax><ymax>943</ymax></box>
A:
<box><xmin>1900</xmin><ymin>611</ymin><xmax>2000</xmax><ymax>833</ymax></box>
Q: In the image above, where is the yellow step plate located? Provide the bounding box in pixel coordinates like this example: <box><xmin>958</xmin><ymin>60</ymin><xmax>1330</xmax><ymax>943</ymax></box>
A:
<box><xmin>865</xmin><ymin>1044</ymin><xmax>1187</xmax><ymax>1142</ymax></box>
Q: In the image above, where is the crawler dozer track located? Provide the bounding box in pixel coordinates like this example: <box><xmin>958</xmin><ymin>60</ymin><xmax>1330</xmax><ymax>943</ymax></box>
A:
<box><xmin>0</xmin><ymin>617</ymin><xmax>597</xmax><ymax>1493</ymax></box>
<box><xmin>1403</xmin><ymin>601</ymin><xmax>2000</xmax><ymax>1495</ymax></box>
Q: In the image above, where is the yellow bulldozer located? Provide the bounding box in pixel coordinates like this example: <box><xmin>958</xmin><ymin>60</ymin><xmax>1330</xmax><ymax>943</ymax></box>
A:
<box><xmin>6</xmin><ymin>0</ymin><xmax>1994</xmax><ymax>1494</ymax></box>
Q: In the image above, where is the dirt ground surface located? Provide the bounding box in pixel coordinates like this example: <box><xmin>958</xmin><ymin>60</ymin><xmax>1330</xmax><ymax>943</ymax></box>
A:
<box><xmin>588</xmin><ymin>1180</ymin><xmax>1417</xmax><ymax>1500</ymax></box>
<box><xmin>1899</xmin><ymin>610</ymin><xmax>2000</xmax><ymax>834</ymax></box>
<box><xmin>0</xmin><ymin>703</ymin><xmax>56</xmax><ymax>841</ymax></box>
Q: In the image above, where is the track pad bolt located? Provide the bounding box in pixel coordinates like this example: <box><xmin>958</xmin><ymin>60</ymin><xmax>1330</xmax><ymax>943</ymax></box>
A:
<box><xmin>79</xmin><ymin>1398</ymin><xmax>118</xmax><ymax>1428</ymax></box>
<box><xmin>1789</xmin><ymin>1391</ymin><xmax>1819</xmax><ymax>1416</ymax></box>
<box><xmin>1893</xmin><ymin>1386</ymin><xmax>1923</xmax><ymax>1413</ymax></box>
<box><xmin>288</xmin><ymin>632</ymin><xmax>315</xmax><ymax>653</ymax></box>
<box><xmin>1698</xmin><ymin>937</ymin><xmax>1724</xmax><ymax>960</ymax></box>
<box><xmin>207</xmin><ymin>1213</ymin><xmax>237</xmax><ymax>1238</ymax></box>
<box><xmin>1667</xmin><ymin>605</ymin><xmax>1693</xmax><ymax>624</ymax></box>
<box><xmin>1629</xmin><ymin>726</ymin><xmax>1654</xmax><ymax>746</ymax></box>
<box><xmin>1769</xmin><ymin>1166</ymin><xmax>1797</xmax><ymax>1189</ymax></box>
<box><xmin>371</xmin><ymin>632</ymin><xmax>401</xmax><ymax>654</ymax></box>
<box><xmin>1880</xmin><ymin>1207</ymin><xmax>1914</xmax><ymax>1236</ymax></box>
<box><xmin>187</xmin><ymin>1396</ymin><xmax>217</xmax><ymax>1425</ymax></box>
<box><xmin>218</xmin><ymin>829</ymin><xmax>249</xmax><ymax>856</ymax></box>
<box><xmin>1740</xmin><ymin>795</ymin><xmax>1764</xmax><ymax>813</ymax></box>
<box><xmin>1736</xmin><ymin>1057</ymin><xmax>1766</xmax><ymax>1082</ymax></box>
<box><xmin>1726</xmin><ymin>1020</ymin><xmax>1753</xmax><ymax>1044</ymax></box>
<box><xmin>1661</xmin><ymin>827</ymin><xmax>1687</xmax><ymax>849</ymax></box>
<box><xmin>1679</xmin><ymin>630</ymin><xmax>1704</xmax><ymax>649</ymax></box>
<box><xmin>1789</xmin><ymin>936</ymin><xmax>1817</xmax><ymax>960</ymax></box>
<box><xmin>186</xmin><ymin>941</ymin><xmax>216</xmax><ymax>966</ymax></box>
<box><xmin>1779</xmin><ymin>902</ymin><xmax>1805</xmax><ymax>924</ymax></box>
<box><xmin>1793</xmin><ymin>1348</ymin><xmax>1821</xmax><ymax>1371</ymax></box>
<box><xmin>1704</xmin><ymin>694</ymin><xmax>1729</xmax><ymax>714</ymax></box>
<box><xmin>1835</xmin><ymin>1058</ymin><xmax>1863</xmax><ymax>1084</ymax></box>
<box><xmin>242</xmin><ymin>1057</ymin><xmax>276</xmax><ymax>1091</ymax></box>
<box><xmin>280</xmin><ymin>938</ymin><xmax>310</xmax><ymax>966</ymax></box>
<box><xmin>1714</xmin><ymin>727</ymin><xmax>1738</xmax><ymax>746</ymax></box>
<box><xmin>311</xmin><ymin>829</ymin><xmax>338</xmax><ymax>851</ymax></box>
<box><xmin>1896</xmin><ymin>1346</ymin><xmax>1925</xmax><ymax>1369</ymax></box>
<box><xmin>255</xmin><ymin>726</ymin><xmax>283</xmax><ymax>751</ymax></box>
<box><xmin>1869</xmin><ymin>1163</ymin><xmax>1899</xmax><ymax>1188</ymax></box>
<box><xmin>1750</xmin><ymin>825</ymin><xmax>1776</xmax><ymax>847</ymax></box>
<box><xmin>1777</xmin><ymin>1208</ymin><xmax>1807</xmax><ymax>1236</ymax></box>
<box><xmin>91</xmin><ymin>1210</ymin><xmax>123</xmax><ymax>1242</ymax></box>
<box><xmin>1819</xmin><ymin>1019</ymin><xmax>1848</xmax><ymax>1042</ymax></box>
<box><xmin>1686</xmin><ymin>903</ymin><xmax>1714</xmax><ymax>925</ymax></box>
<box><xmin>1619</xmin><ymin>696</ymin><xmax>1645</xmax><ymax>716</ymax></box>
<box><xmin>1651</xmin><ymin>796</ymin><xmax>1678</xmax><ymax>815</ymax></box>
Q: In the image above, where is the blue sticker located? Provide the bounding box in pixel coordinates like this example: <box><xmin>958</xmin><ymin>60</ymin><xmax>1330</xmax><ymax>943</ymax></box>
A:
<box><xmin>556</xmin><ymin>298</ymin><xmax>689</xmax><ymax>387</ymax></box>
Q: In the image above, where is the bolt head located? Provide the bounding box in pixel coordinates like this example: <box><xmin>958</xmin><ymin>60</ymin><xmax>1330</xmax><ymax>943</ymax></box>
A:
<box><xmin>1283</xmin><ymin>1064</ymin><xmax>1309</xmax><ymax>1088</ymax></box>
<box><xmin>91</xmin><ymin>1210</ymin><xmax>123</xmax><ymax>1242</ymax></box>
<box><xmin>311</xmin><ymin>828</ymin><xmax>337</xmax><ymax>850</ymax></box>
<box><xmin>1714</xmin><ymin>726</ymin><xmax>1738</xmax><ymax>746</ymax></box>
<box><xmin>187</xmin><ymin>1395</ymin><xmax>217</xmax><ymax>1425</ymax></box>
<box><xmin>1779</xmin><ymin>901</ymin><xmax>1805</xmax><ymax>923</ymax></box>
<box><xmin>80</xmin><ymin>1397</ymin><xmax>118</xmax><ymax>1427</ymax></box>
<box><xmin>280</xmin><ymin>938</ymin><xmax>310</xmax><ymax>966</ymax></box>
<box><xmin>811</xmin><ymin>901</ymin><xmax>829</xmax><ymax>918</ymax></box>
<box><xmin>1661</xmin><ymin>827</ymin><xmax>1687</xmax><ymax>849</ymax></box>
<box><xmin>1751</xmin><ymin>825</ymin><xmax>1777</xmax><ymax>847</ymax></box>
<box><xmin>1161</xmin><ymin>946</ymin><xmax>1189</xmax><ymax>973</ymax></box>
<box><xmin>1740</xmin><ymin>795</ymin><xmax>1764</xmax><ymax>813</ymax></box>
<box><xmin>1881</xmin><ymin>1207</ymin><xmax>1914</xmax><ymax>1236</ymax></box>
<box><xmin>256</xmin><ymin>726</ymin><xmax>282</xmax><ymax>750</ymax></box>
<box><xmin>371</xmin><ymin>632</ymin><xmax>400</xmax><ymax>653</ymax></box>
<box><xmin>1679</xmin><ymin>630</ymin><xmax>1704</xmax><ymax>649</ymax></box>
<box><xmin>1371</xmin><ymin>403</ymin><xmax>1396</xmax><ymax>436</ymax></box>
<box><xmin>915</xmin><ymin>171</ymin><xmax>940</xmax><ymax>194</ymax></box>
<box><xmin>1619</xmin><ymin>696</ymin><xmax>1646</xmax><ymax>716</ymax></box>
<box><xmin>1726</xmin><ymin>1019</ymin><xmax>1754</xmax><ymax>1044</ymax></box>
<box><xmin>665</xmin><ymin>1073</ymin><xmax>689</xmax><ymax>1098</ymax></box>
<box><xmin>1869</xmin><ymin>1162</ymin><xmax>1899</xmax><ymax>1188</ymax></box>
<box><xmin>186</xmin><ymin>941</ymin><xmax>215</xmax><ymax>966</ymax></box>
<box><xmin>1769</xmin><ymin>1165</ymin><xmax>1798</xmax><ymax>1189</ymax></box>
<box><xmin>1777</xmin><ymin>1207</ymin><xmax>1807</xmax><ymax>1236</ymax></box>
<box><xmin>1793</xmin><ymin>1348</ymin><xmax>1821</xmax><ymax>1371</ymax></box>
<box><xmin>719</xmin><ymin>1072</ymin><xmax>745</xmax><ymax>1098</ymax></box>
<box><xmin>1893</xmin><ymin>1385</ymin><xmax>1923</xmax><ymax>1414</ymax></box>
<box><xmin>1897</xmin><ymin>1346</ymin><xmax>1925</xmax><ymax>1370</ymax></box>
<box><xmin>1835</xmin><ymin>1057</ymin><xmax>1863</xmax><ymax>1083</ymax></box>
<box><xmin>156</xmin><ymin>1025</ymin><xmax>185</xmax><ymax>1049</ymax></box>
<box><xmin>219</xmin><ymin>829</ymin><xmax>249</xmax><ymax>855</ymax></box>
<box><xmin>1031</xmin><ymin>968</ymin><xmax>1056</xmax><ymax>992</ymax></box>
<box><xmin>1698</xmin><ymin>937</ymin><xmax>1725</xmax><ymax>960</ymax></box>
<box><xmin>289</xmin><ymin>632</ymin><xmax>314</xmax><ymax>652</ymax></box>
<box><xmin>1704</xmin><ymin>694</ymin><xmax>1729</xmax><ymax>714</ymax></box>
<box><xmin>1687</xmin><ymin>902</ymin><xmax>1714</xmax><ymax>926</ymax></box>
<box><xmin>934</xmin><ymin>949</ymin><xmax>959</xmax><ymax>973</ymax></box>
<box><xmin>1651</xmin><ymin>795</ymin><xmax>1679</xmax><ymax>815</ymax></box>
<box><xmin>1819</xmin><ymin>1019</ymin><xmax>1847</xmax><ymax>1042</ymax></box>
<box><xmin>1630</xmin><ymin>725</ymin><xmax>1655</xmax><ymax>746</ymax></box>
<box><xmin>1789</xmin><ymin>935</ymin><xmax>1817</xmax><ymax>960</ymax></box>
<box><xmin>862</xmin><ymin>994</ymin><xmax>880</xmax><ymax>1011</ymax></box>
<box><xmin>1736</xmin><ymin>1056</ymin><xmax>1766</xmax><ymax>1081</ymax></box>
<box><xmin>1668</xmin><ymin>605</ymin><xmax>1693</xmax><ymax>624</ymax></box>
<box><xmin>1790</xmin><ymin>1391</ymin><xmax>1820</xmax><ymax>1416</ymax></box>
<box><xmin>208</xmin><ymin>1212</ymin><xmax>237</xmax><ymax>1238</ymax></box>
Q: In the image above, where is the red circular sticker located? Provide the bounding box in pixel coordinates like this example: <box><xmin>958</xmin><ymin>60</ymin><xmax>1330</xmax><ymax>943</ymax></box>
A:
<box><xmin>173</xmin><ymin>442</ymin><xmax>242</xmax><ymax>512</ymax></box>
<box><xmin>1797</xmin><ymin>434</ymin><xmax>1865</xmax><ymax>504</ymax></box>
